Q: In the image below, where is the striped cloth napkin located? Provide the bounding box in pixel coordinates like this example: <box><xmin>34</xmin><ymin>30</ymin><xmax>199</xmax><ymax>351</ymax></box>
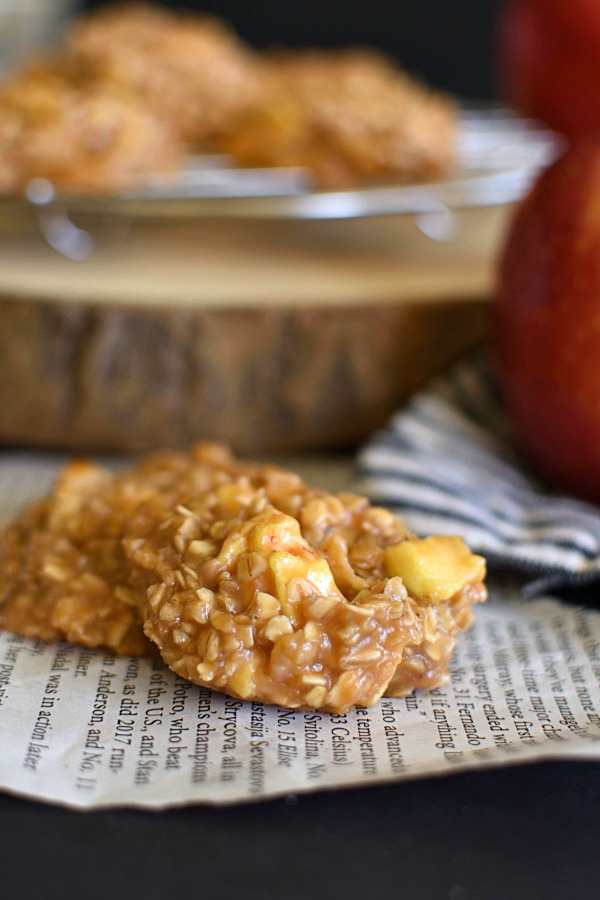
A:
<box><xmin>354</xmin><ymin>352</ymin><xmax>600</xmax><ymax>596</ymax></box>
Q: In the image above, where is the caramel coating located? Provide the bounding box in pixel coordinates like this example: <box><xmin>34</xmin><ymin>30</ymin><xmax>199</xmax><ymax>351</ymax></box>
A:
<box><xmin>0</xmin><ymin>443</ymin><xmax>486</xmax><ymax>712</ymax></box>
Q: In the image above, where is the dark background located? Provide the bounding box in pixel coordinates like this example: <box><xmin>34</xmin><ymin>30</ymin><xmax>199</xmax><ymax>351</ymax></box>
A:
<box><xmin>3</xmin><ymin>760</ymin><xmax>600</xmax><ymax>900</ymax></box>
<box><xmin>76</xmin><ymin>0</ymin><xmax>504</xmax><ymax>101</ymax></box>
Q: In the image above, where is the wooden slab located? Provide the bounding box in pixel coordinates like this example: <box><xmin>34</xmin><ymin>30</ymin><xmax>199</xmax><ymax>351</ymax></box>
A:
<box><xmin>0</xmin><ymin>206</ymin><xmax>504</xmax><ymax>453</ymax></box>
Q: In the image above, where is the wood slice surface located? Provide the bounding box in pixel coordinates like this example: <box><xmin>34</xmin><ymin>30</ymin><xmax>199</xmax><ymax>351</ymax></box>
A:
<box><xmin>0</xmin><ymin>207</ymin><xmax>503</xmax><ymax>454</ymax></box>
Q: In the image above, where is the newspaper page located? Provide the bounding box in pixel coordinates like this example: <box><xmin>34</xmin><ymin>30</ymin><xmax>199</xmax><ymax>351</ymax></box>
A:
<box><xmin>1</xmin><ymin>454</ymin><xmax>600</xmax><ymax>810</ymax></box>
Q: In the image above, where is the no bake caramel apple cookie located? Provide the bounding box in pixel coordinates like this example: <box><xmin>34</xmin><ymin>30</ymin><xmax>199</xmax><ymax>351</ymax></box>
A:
<box><xmin>0</xmin><ymin>450</ymin><xmax>198</xmax><ymax>655</ymax></box>
<box><xmin>0</xmin><ymin>54</ymin><xmax>182</xmax><ymax>196</ymax></box>
<box><xmin>223</xmin><ymin>48</ymin><xmax>457</xmax><ymax>188</ymax></box>
<box><xmin>64</xmin><ymin>2</ymin><xmax>263</xmax><ymax>148</ymax></box>
<box><xmin>0</xmin><ymin>444</ymin><xmax>486</xmax><ymax>713</ymax></box>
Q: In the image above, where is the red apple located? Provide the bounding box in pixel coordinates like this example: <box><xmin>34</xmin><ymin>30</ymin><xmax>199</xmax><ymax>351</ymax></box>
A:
<box><xmin>497</xmin><ymin>0</ymin><xmax>600</xmax><ymax>138</ymax></box>
<box><xmin>493</xmin><ymin>140</ymin><xmax>600</xmax><ymax>503</ymax></box>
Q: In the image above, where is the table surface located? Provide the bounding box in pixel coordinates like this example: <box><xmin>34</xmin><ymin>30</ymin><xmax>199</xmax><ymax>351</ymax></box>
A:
<box><xmin>2</xmin><ymin>758</ymin><xmax>599</xmax><ymax>900</ymax></box>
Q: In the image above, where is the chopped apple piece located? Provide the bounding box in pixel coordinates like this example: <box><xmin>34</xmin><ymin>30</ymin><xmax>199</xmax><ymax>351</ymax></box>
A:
<box><xmin>218</xmin><ymin>508</ymin><xmax>299</xmax><ymax>567</ymax></box>
<box><xmin>384</xmin><ymin>536</ymin><xmax>486</xmax><ymax>604</ymax></box>
<box><xmin>217</xmin><ymin>508</ymin><xmax>341</xmax><ymax>615</ymax></box>
<box><xmin>269</xmin><ymin>550</ymin><xmax>339</xmax><ymax>615</ymax></box>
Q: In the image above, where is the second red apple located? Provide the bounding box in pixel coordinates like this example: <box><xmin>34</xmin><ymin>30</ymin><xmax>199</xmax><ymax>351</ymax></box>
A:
<box><xmin>494</xmin><ymin>140</ymin><xmax>600</xmax><ymax>503</ymax></box>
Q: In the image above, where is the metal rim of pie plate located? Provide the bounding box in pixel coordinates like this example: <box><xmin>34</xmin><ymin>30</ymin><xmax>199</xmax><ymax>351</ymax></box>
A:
<box><xmin>16</xmin><ymin>106</ymin><xmax>562</xmax><ymax>225</ymax></box>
